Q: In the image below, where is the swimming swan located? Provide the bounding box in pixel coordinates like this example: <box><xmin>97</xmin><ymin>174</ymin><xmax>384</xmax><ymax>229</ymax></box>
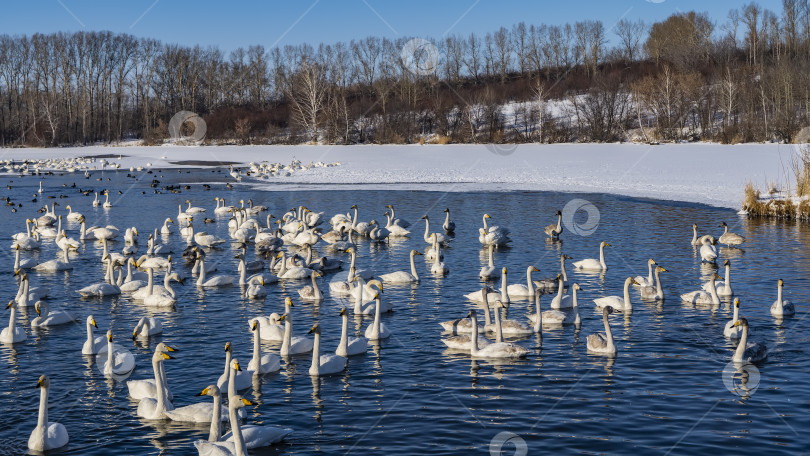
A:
<box><xmin>28</xmin><ymin>375</ymin><xmax>69</xmax><ymax>452</ymax></box>
<box><xmin>336</xmin><ymin>308</ymin><xmax>368</xmax><ymax>356</ymax></box>
<box><xmin>572</xmin><ymin>241</ymin><xmax>609</xmax><ymax>271</ymax></box>
<box><xmin>466</xmin><ymin>309</ymin><xmax>527</xmax><ymax>359</ymax></box>
<box><xmin>770</xmin><ymin>278</ymin><xmax>795</xmax><ymax>316</ymax></box>
<box><xmin>307</xmin><ymin>323</ymin><xmax>347</xmax><ymax>376</ymax></box>
<box><xmin>587</xmin><ymin>306</ymin><xmax>617</xmax><ymax>356</ymax></box>
<box><xmin>594</xmin><ymin>277</ymin><xmax>638</xmax><ymax>312</ymax></box>
<box><xmin>379</xmin><ymin>250</ymin><xmax>422</xmax><ymax>283</ymax></box>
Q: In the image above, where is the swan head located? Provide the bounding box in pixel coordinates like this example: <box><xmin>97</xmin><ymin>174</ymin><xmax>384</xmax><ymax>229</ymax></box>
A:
<box><xmin>231</xmin><ymin>358</ymin><xmax>241</xmax><ymax>372</ymax></box>
<box><xmin>34</xmin><ymin>301</ymin><xmax>47</xmax><ymax>316</ymax></box>
<box><xmin>308</xmin><ymin>323</ymin><xmax>322</xmax><ymax>335</ymax></box>
<box><xmin>732</xmin><ymin>317</ymin><xmax>749</xmax><ymax>328</ymax></box>
<box><xmin>692</xmin><ymin>223</ymin><xmax>697</xmax><ymax>229</ymax></box>
<box><xmin>412</xmin><ymin>250</ymin><xmax>423</xmax><ymax>256</ymax></box>
<box><xmin>648</xmin><ymin>258</ymin><xmax>656</xmax><ymax>265</ymax></box>
<box><xmin>36</xmin><ymin>375</ymin><xmax>50</xmax><ymax>389</ymax></box>
<box><xmin>655</xmin><ymin>266</ymin><xmax>667</xmax><ymax>273</ymax></box>
<box><xmin>531</xmin><ymin>266</ymin><xmax>539</xmax><ymax>272</ymax></box>
<box><xmin>625</xmin><ymin>277</ymin><xmax>638</xmax><ymax>286</ymax></box>
<box><xmin>339</xmin><ymin>307</ymin><xmax>347</xmax><ymax>316</ymax></box>
<box><xmin>562</xmin><ymin>254</ymin><xmax>573</xmax><ymax>260</ymax></box>
<box><xmin>351</xmin><ymin>204</ymin><xmax>358</xmax><ymax>209</ymax></box>
<box><xmin>555</xmin><ymin>210</ymin><xmax>562</xmax><ymax>216</ymax></box>
<box><xmin>224</xmin><ymin>341</ymin><xmax>233</xmax><ymax>353</ymax></box>
<box><xmin>467</xmin><ymin>309</ymin><xmax>478</xmax><ymax>319</ymax></box>
<box><xmin>502</xmin><ymin>267</ymin><xmax>507</xmax><ymax>274</ymax></box>
<box><xmin>494</xmin><ymin>300</ymin><xmax>508</xmax><ymax>309</ymax></box>
<box><xmin>484</xmin><ymin>214</ymin><xmax>491</xmax><ymax>219</ymax></box>
<box><xmin>778</xmin><ymin>278</ymin><xmax>784</xmax><ymax>287</ymax></box>
<box><xmin>573</xmin><ymin>283</ymin><xmax>582</xmax><ymax>291</ymax></box>
<box><xmin>251</xmin><ymin>320</ymin><xmax>259</xmax><ymax>331</ymax></box>
<box><xmin>278</xmin><ymin>314</ymin><xmax>287</xmax><ymax>323</ymax></box>
<box><xmin>6</xmin><ymin>300</ymin><xmax>14</xmax><ymax>309</ymax></box>
<box><xmin>87</xmin><ymin>316</ymin><xmax>98</xmax><ymax>328</ymax></box>
<box><xmin>196</xmin><ymin>385</ymin><xmax>220</xmax><ymax>397</ymax></box>
<box><xmin>720</xmin><ymin>221</ymin><xmax>728</xmax><ymax>228</ymax></box>
<box><xmin>601</xmin><ymin>241</ymin><xmax>611</xmax><ymax>248</ymax></box>
<box><xmin>232</xmin><ymin>396</ymin><xmax>254</xmax><ymax>409</ymax></box>
<box><xmin>602</xmin><ymin>306</ymin><xmax>614</xmax><ymax>316</ymax></box>
<box><xmin>724</xmin><ymin>259</ymin><xmax>730</xmax><ymax>266</ymax></box>
<box><xmin>444</xmin><ymin>208</ymin><xmax>450</xmax><ymax>213</ymax></box>
<box><xmin>733</xmin><ymin>298</ymin><xmax>740</xmax><ymax>308</ymax></box>
<box><xmin>107</xmin><ymin>330</ymin><xmax>113</xmax><ymax>342</ymax></box>
<box><xmin>421</xmin><ymin>215</ymin><xmax>428</xmax><ymax>220</ymax></box>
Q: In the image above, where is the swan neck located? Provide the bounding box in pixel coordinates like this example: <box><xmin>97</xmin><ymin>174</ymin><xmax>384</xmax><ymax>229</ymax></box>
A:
<box><xmin>526</xmin><ymin>267</ymin><xmax>534</xmax><ymax>293</ymax></box>
<box><xmin>86</xmin><ymin>319</ymin><xmax>94</xmax><ymax>343</ymax></box>
<box><xmin>147</xmin><ymin>268</ymin><xmax>155</xmax><ymax>294</ymax></box>
<box><xmin>533</xmin><ymin>294</ymin><xmax>542</xmax><ymax>333</ymax></box>
<box><xmin>310</xmin><ymin>332</ymin><xmax>320</xmax><ymax>375</ymax></box>
<box><xmin>252</xmin><ymin>325</ymin><xmax>261</xmax><ymax>366</ymax></box>
<box><xmin>777</xmin><ymin>282</ymin><xmax>782</xmax><ymax>303</ymax></box>
<box><xmin>338</xmin><ymin>314</ymin><xmax>348</xmax><ymax>353</ymax></box>
<box><xmin>655</xmin><ymin>269</ymin><xmax>663</xmax><ymax>295</ymax></box>
<box><xmin>208</xmin><ymin>391</ymin><xmax>222</xmax><ymax>442</ymax></box>
<box><xmin>623</xmin><ymin>280</ymin><xmax>632</xmax><ymax>309</ymax></box>
<box><xmin>469</xmin><ymin>313</ymin><xmax>479</xmax><ymax>354</ymax></box>
<box><xmin>501</xmin><ymin>273</ymin><xmax>509</xmax><ymax>302</ymax></box>
<box><xmin>410</xmin><ymin>251</ymin><xmax>419</xmax><ymax>280</ymax></box>
<box><xmin>734</xmin><ymin>325</ymin><xmax>748</xmax><ymax>361</ymax></box>
<box><xmin>603</xmin><ymin>311</ymin><xmax>614</xmax><ymax>348</ymax></box>
<box><xmin>197</xmin><ymin>259</ymin><xmax>206</xmax><ymax>285</ymax></box>
<box><xmin>227</xmin><ymin>353</ymin><xmax>237</xmax><ymax>400</ymax></box>
<box><xmin>732</xmin><ymin>303</ymin><xmax>739</xmax><ymax>321</ymax></box>
<box><xmin>37</xmin><ymin>383</ymin><xmax>48</xmax><ymax>432</ymax></box>
<box><xmin>493</xmin><ymin>304</ymin><xmax>503</xmax><ymax>343</ymax></box>
<box><xmin>312</xmin><ymin>273</ymin><xmax>320</xmax><ymax>295</ymax></box>
<box><xmin>599</xmin><ymin>244</ymin><xmax>606</xmax><ymax>268</ymax></box>
<box><xmin>8</xmin><ymin>304</ymin><xmax>16</xmax><ymax>338</ymax></box>
<box><xmin>282</xmin><ymin>316</ymin><xmax>292</xmax><ymax>352</ymax></box>
<box><xmin>239</xmin><ymin>259</ymin><xmax>246</xmax><ymax>285</ymax></box>
<box><xmin>229</xmin><ymin>401</ymin><xmax>247</xmax><ymax>456</ymax></box>
<box><xmin>373</xmin><ymin>298</ymin><xmax>382</xmax><ymax>334</ymax></box>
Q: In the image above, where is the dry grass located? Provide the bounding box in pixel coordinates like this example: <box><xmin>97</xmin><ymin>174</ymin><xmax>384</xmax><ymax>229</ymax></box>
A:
<box><xmin>792</xmin><ymin>146</ymin><xmax>810</xmax><ymax>197</ymax></box>
<box><xmin>418</xmin><ymin>137</ymin><xmax>426</xmax><ymax>145</ymax></box>
<box><xmin>437</xmin><ymin>136</ymin><xmax>451</xmax><ymax>145</ymax></box>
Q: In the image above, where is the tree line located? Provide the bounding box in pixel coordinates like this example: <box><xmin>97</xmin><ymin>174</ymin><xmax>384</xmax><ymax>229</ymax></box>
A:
<box><xmin>2</xmin><ymin>1</ymin><xmax>810</xmax><ymax>147</ymax></box>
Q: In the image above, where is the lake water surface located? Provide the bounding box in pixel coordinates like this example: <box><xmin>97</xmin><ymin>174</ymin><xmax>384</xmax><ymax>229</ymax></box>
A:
<box><xmin>0</xmin><ymin>169</ymin><xmax>807</xmax><ymax>455</ymax></box>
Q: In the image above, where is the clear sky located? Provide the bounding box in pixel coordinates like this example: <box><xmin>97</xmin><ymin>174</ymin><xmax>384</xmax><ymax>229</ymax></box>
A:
<box><xmin>1</xmin><ymin>0</ymin><xmax>751</xmax><ymax>51</ymax></box>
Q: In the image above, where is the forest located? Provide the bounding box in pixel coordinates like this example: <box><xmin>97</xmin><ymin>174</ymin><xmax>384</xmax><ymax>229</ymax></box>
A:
<box><xmin>1</xmin><ymin>1</ymin><xmax>810</xmax><ymax>147</ymax></box>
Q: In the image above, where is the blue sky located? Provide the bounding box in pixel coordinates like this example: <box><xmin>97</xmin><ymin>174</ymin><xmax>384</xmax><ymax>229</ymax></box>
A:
<box><xmin>2</xmin><ymin>0</ymin><xmax>750</xmax><ymax>50</ymax></box>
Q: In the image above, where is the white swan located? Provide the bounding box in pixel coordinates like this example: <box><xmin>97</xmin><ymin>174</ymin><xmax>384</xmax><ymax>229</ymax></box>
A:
<box><xmin>307</xmin><ymin>323</ymin><xmax>347</xmax><ymax>376</ymax></box>
<box><xmin>572</xmin><ymin>241</ymin><xmax>609</xmax><ymax>271</ymax></box>
<box><xmin>731</xmin><ymin>318</ymin><xmax>768</xmax><ymax>363</ymax></box>
<box><xmin>248</xmin><ymin>319</ymin><xmax>281</xmax><ymax>374</ymax></box>
<box><xmin>297</xmin><ymin>270</ymin><xmax>324</xmax><ymax>301</ymax></box>
<box><xmin>718</xmin><ymin>221</ymin><xmax>746</xmax><ymax>248</ymax></box>
<box><xmin>102</xmin><ymin>191</ymin><xmax>112</xmax><ymax>208</ymax></box>
<box><xmin>550</xmin><ymin>274</ymin><xmax>574</xmax><ymax>309</ymax></box>
<box><xmin>505</xmin><ymin>265</ymin><xmax>539</xmax><ymax>298</ymax></box>
<box><xmin>279</xmin><ymin>300</ymin><xmax>314</xmax><ymax>356</ymax></box>
<box><xmin>81</xmin><ymin>316</ymin><xmax>105</xmax><ymax>355</ymax></box>
<box><xmin>529</xmin><ymin>284</ymin><xmax>580</xmax><ymax>327</ymax></box>
<box><xmin>28</xmin><ymin>375</ymin><xmax>69</xmax><ymax>452</ymax></box>
<box><xmin>422</xmin><ymin>215</ymin><xmax>451</xmax><ymax>244</ymax></box>
<box><xmin>352</xmin><ymin>278</ymin><xmax>388</xmax><ymax>314</ymax></box>
<box><xmin>479</xmin><ymin>244</ymin><xmax>500</xmax><ymax>279</ymax></box>
<box><xmin>31</xmin><ymin>301</ymin><xmax>76</xmax><ymax>327</ymax></box>
<box><xmin>724</xmin><ymin>298</ymin><xmax>743</xmax><ymax>339</ymax></box>
<box><xmin>702</xmin><ymin>260</ymin><xmax>733</xmax><ymax>296</ymax></box>
<box><xmin>489</xmin><ymin>299</ymin><xmax>533</xmax><ymax>336</ymax></box>
<box><xmin>13</xmin><ymin>245</ymin><xmax>37</xmax><ymax>271</ymax></box>
<box><xmin>681</xmin><ymin>274</ymin><xmax>721</xmax><ymax>306</ymax></box>
<box><xmin>33</xmin><ymin>244</ymin><xmax>73</xmax><ymax>272</ymax></box>
<box><xmin>198</xmin><ymin>394</ymin><xmax>292</xmax><ymax>455</ymax></box>
<box><xmin>594</xmin><ymin>277</ymin><xmax>637</xmax><ymax>312</ymax></box>
<box><xmin>126</xmin><ymin>343</ymin><xmax>177</xmax><ymax>401</ymax></box>
<box><xmin>196</xmin><ymin>256</ymin><xmax>234</xmax><ymax>287</ymax></box>
<box><xmin>770</xmin><ymin>278</ymin><xmax>795</xmax><ymax>317</ymax></box>
<box><xmin>133</xmin><ymin>317</ymin><xmax>163</xmax><ymax>339</ymax></box>
<box><xmin>699</xmin><ymin>235</ymin><xmax>718</xmax><ymax>262</ymax></box>
<box><xmin>1</xmin><ymin>299</ymin><xmax>26</xmax><ymax>343</ymax></box>
<box><xmin>466</xmin><ymin>309</ymin><xmax>527</xmax><ymax>358</ymax></box>
<box><xmin>252</xmin><ymin>314</ymin><xmax>284</xmax><ymax>342</ymax></box>
<box><xmin>639</xmin><ymin>266</ymin><xmax>666</xmax><ymax>301</ymax></box>
<box><xmin>144</xmin><ymin>273</ymin><xmax>183</xmax><ymax>307</ymax></box>
<box><xmin>379</xmin><ymin>250</ymin><xmax>422</xmax><ymax>283</ymax></box>
<box><xmin>77</xmin><ymin>259</ymin><xmax>121</xmax><ymax>297</ymax></box>
<box><xmin>544</xmin><ymin>210</ymin><xmax>563</xmax><ymax>238</ymax></box>
<box><xmin>634</xmin><ymin>259</ymin><xmax>657</xmax><ymax>287</ymax></box>
<box><xmin>136</xmin><ymin>348</ymin><xmax>175</xmax><ymax>419</ymax></box>
<box><xmin>364</xmin><ymin>292</ymin><xmax>391</xmax><ymax>340</ymax></box>
<box><xmin>98</xmin><ymin>331</ymin><xmax>136</xmax><ymax>377</ymax></box>
<box><xmin>430</xmin><ymin>234</ymin><xmax>449</xmax><ymax>275</ymax></box>
<box><xmin>92</xmin><ymin>192</ymin><xmax>100</xmax><ymax>207</ymax></box>
<box><xmin>336</xmin><ymin>308</ymin><xmax>368</xmax><ymax>356</ymax></box>
<box><xmin>245</xmin><ymin>276</ymin><xmax>267</xmax><ymax>299</ymax></box>
<box><xmin>385</xmin><ymin>204</ymin><xmax>411</xmax><ymax>228</ymax></box>
<box><xmin>731</xmin><ymin>318</ymin><xmax>767</xmax><ymax>363</ymax></box>
<box><xmin>216</xmin><ymin>342</ymin><xmax>252</xmax><ymax>392</ymax></box>
<box><xmin>587</xmin><ymin>306</ymin><xmax>617</xmax><ymax>356</ymax></box>
<box><xmin>690</xmin><ymin>223</ymin><xmax>703</xmax><ymax>245</ymax></box>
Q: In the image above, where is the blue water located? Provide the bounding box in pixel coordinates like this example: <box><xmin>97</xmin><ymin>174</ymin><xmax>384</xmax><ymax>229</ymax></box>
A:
<box><xmin>0</xmin><ymin>169</ymin><xmax>807</xmax><ymax>455</ymax></box>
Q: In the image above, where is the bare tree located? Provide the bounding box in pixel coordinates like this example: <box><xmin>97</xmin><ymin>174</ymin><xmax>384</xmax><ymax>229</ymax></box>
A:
<box><xmin>615</xmin><ymin>19</ymin><xmax>646</xmax><ymax>61</ymax></box>
<box><xmin>284</xmin><ymin>59</ymin><xmax>328</xmax><ymax>142</ymax></box>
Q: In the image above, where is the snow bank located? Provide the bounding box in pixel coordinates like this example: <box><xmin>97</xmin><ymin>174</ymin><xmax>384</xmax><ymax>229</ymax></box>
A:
<box><xmin>0</xmin><ymin>142</ymin><xmax>797</xmax><ymax>210</ymax></box>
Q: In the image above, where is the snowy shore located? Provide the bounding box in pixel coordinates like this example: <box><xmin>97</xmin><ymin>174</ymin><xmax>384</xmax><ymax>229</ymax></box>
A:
<box><xmin>0</xmin><ymin>142</ymin><xmax>797</xmax><ymax>210</ymax></box>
